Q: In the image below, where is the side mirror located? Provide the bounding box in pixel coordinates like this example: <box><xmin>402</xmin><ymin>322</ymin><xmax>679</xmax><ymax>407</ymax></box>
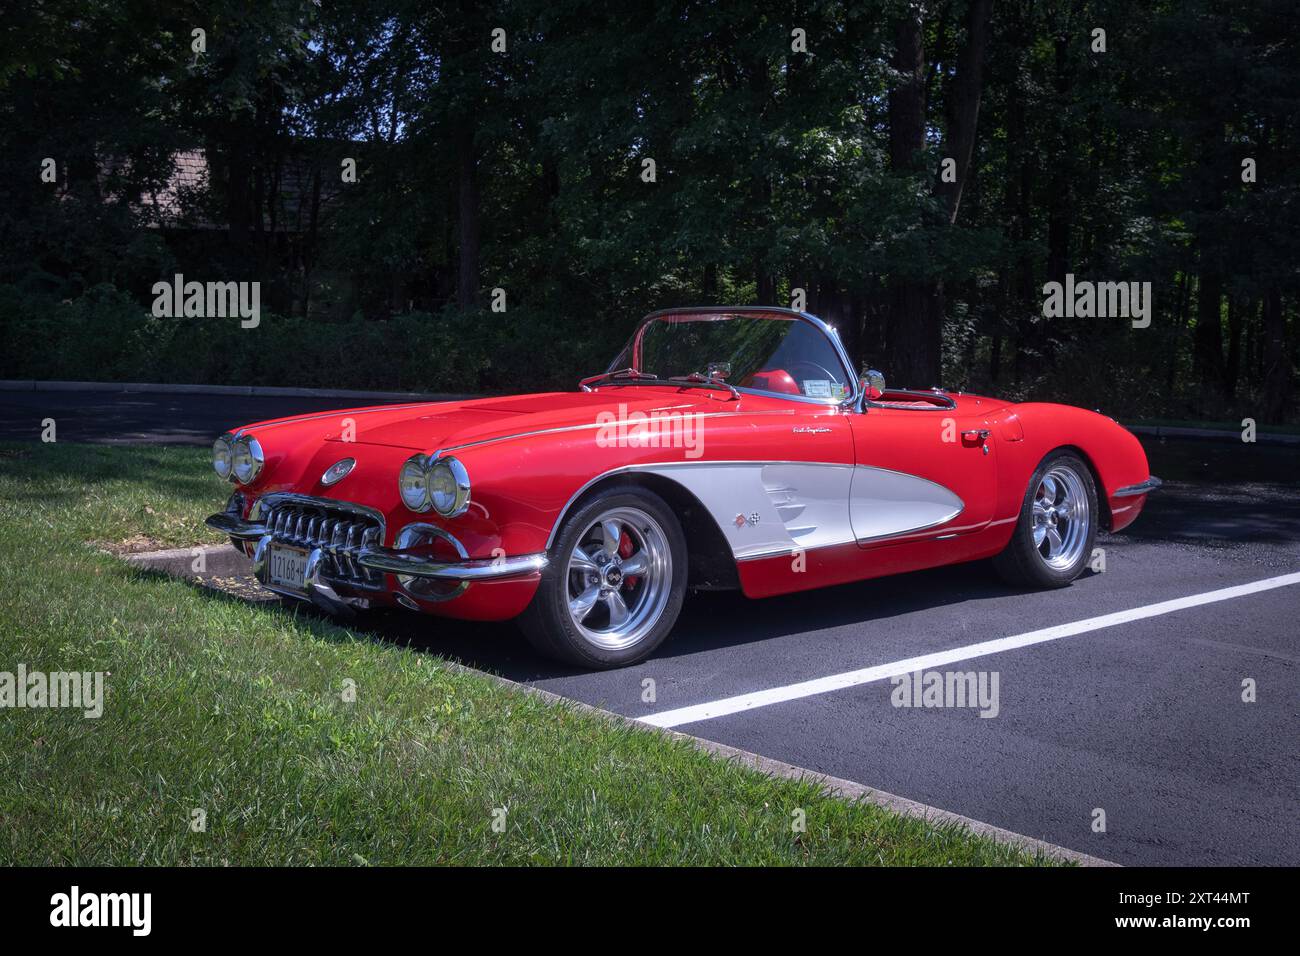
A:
<box><xmin>861</xmin><ymin>369</ymin><xmax>885</xmax><ymax>401</ymax></box>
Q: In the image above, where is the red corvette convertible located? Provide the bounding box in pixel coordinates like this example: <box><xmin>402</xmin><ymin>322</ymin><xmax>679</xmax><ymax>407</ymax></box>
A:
<box><xmin>207</xmin><ymin>306</ymin><xmax>1160</xmax><ymax>668</ymax></box>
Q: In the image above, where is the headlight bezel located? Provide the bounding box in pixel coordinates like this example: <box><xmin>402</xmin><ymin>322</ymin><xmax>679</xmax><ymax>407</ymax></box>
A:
<box><xmin>212</xmin><ymin>434</ymin><xmax>234</xmax><ymax>480</ymax></box>
<box><xmin>428</xmin><ymin>456</ymin><xmax>471</xmax><ymax>517</ymax></box>
<box><xmin>399</xmin><ymin>454</ymin><xmax>471</xmax><ymax>517</ymax></box>
<box><xmin>231</xmin><ymin>436</ymin><xmax>264</xmax><ymax>485</ymax></box>
<box><xmin>399</xmin><ymin>455</ymin><xmax>432</xmax><ymax>512</ymax></box>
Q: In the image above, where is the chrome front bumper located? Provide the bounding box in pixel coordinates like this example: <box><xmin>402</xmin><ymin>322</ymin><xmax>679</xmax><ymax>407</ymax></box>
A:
<box><xmin>204</xmin><ymin>511</ymin><xmax>548</xmax><ymax>584</ymax></box>
<box><xmin>354</xmin><ymin>547</ymin><xmax>548</xmax><ymax>580</ymax></box>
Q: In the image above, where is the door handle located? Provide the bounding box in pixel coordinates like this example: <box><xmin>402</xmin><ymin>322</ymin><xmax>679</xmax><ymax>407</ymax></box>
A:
<box><xmin>962</xmin><ymin>429</ymin><xmax>991</xmax><ymax>455</ymax></box>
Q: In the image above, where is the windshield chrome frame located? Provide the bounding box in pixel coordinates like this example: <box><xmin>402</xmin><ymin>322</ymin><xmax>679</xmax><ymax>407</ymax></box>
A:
<box><xmin>608</xmin><ymin>306</ymin><xmax>862</xmax><ymax>409</ymax></box>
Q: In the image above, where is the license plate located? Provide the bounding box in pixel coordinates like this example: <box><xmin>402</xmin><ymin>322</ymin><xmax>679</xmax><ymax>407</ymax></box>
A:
<box><xmin>269</xmin><ymin>544</ymin><xmax>310</xmax><ymax>592</ymax></box>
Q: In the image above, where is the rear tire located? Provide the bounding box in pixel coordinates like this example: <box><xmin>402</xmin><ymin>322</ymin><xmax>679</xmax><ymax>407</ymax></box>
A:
<box><xmin>520</xmin><ymin>486</ymin><xmax>687</xmax><ymax>668</ymax></box>
<box><xmin>993</xmin><ymin>451</ymin><xmax>1097</xmax><ymax>589</ymax></box>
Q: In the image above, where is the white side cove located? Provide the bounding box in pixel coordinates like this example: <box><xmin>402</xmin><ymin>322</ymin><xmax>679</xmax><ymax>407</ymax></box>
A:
<box><xmin>605</xmin><ymin>460</ymin><xmax>964</xmax><ymax>561</ymax></box>
<box><xmin>847</xmin><ymin>466</ymin><xmax>965</xmax><ymax>542</ymax></box>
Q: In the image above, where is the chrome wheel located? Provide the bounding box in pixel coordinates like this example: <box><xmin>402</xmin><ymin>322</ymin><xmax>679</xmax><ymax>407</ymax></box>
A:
<box><xmin>565</xmin><ymin>506</ymin><xmax>672</xmax><ymax>651</ymax></box>
<box><xmin>1031</xmin><ymin>465</ymin><xmax>1090</xmax><ymax>570</ymax></box>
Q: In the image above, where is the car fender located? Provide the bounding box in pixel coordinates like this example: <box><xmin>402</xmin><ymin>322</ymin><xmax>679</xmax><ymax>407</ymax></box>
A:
<box><xmin>988</xmin><ymin>403</ymin><xmax>1153</xmax><ymax>531</ymax></box>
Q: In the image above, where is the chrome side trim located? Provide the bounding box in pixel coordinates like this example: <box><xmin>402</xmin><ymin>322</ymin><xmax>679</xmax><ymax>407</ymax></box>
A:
<box><xmin>542</xmin><ymin>459</ymin><xmax>967</xmax><ymax>559</ymax></box>
<box><xmin>357</xmin><ymin>548</ymin><xmax>548</xmax><ymax>581</ymax></box>
<box><xmin>1113</xmin><ymin>476</ymin><xmax>1163</xmax><ymax>498</ymax></box>
<box><xmin>437</xmin><ymin>409</ymin><xmax>797</xmax><ymax>455</ymax></box>
<box><xmin>855</xmin><ymin>508</ymin><xmax>965</xmax><ymax>543</ymax></box>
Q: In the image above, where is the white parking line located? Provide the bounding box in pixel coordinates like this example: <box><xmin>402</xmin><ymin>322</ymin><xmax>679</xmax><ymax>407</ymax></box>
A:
<box><xmin>640</xmin><ymin>570</ymin><xmax>1300</xmax><ymax>729</ymax></box>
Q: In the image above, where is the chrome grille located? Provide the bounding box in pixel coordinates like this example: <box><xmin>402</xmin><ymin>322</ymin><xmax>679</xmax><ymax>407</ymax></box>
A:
<box><xmin>259</xmin><ymin>498</ymin><xmax>384</xmax><ymax>590</ymax></box>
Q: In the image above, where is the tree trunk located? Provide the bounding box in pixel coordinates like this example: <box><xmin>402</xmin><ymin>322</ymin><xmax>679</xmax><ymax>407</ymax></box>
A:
<box><xmin>755</xmin><ymin>266</ymin><xmax>775</xmax><ymax>305</ymax></box>
<box><xmin>885</xmin><ymin>0</ymin><xmax>990</xmax><ymax>388</ymax></box>
<box><xmin>226</xmin><ymin>134</ymin><xmax>254</xmax><ymax>274</ymax></box>
<box><xmin>1226</xmin><ymin>295</ymin><xmax>1246</xmax><ymax>399</ymax></box>
<box><xmin>934</xmin><ymin>0</ymin><xmax>992</xmax><ymax>223</ymax></box>
<box><xmin>885</xmin><ymin>5</ymin><xmax>941</xmax><ymax>387</ymax></box>
<box><xmin>1192</xmin><ymin>272</ymin><xmax>1226</xmax><ymax>407</ymax></box>
<box><xmin>1261</xmin><ymin>290</ymin><xmax>1292</xmax><ymax>423</ymax></box>
<box><xmin>1166</xmin><ymin>270</ymin><xmax>1189</xmax><ymax>396</ymax></box>
<box><xmin>887</xmin><ymin>9</ymin><xmax>926</xmax><ymax>174</ymax></box>
<box><xmin>456</xmin><ymin>121</ymin><xmax>480</xmax><ymax>310</ymax></box>
<box><xmin>1045</xmin><ymin>33</ymin><xmax>1073</xmax><ymax>286</ymax></box>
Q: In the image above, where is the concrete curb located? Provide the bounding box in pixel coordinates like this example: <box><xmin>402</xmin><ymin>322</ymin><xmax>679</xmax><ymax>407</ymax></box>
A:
<box><xmin>490</xmin><ymin>671</ymin><xmax>1119</xmax><ymax>867</ymax></box>
<box><xmin>1124</xmin><ymin>423</ymin><xmax>1300</xmax><ymax>446</ymax></box>
<box><xmin>129</xmin><ymin>542</ymin><xmax>1116</xmax><ymax>868</ymax></box>
<box><xmin>0</xmin><ymin>379</ymin><xmax>471</xmax><ymax>402</ymax></box>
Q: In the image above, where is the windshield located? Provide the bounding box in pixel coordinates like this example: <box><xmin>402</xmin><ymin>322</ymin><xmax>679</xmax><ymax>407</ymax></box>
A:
<box><xmin>607</xmin><ymin>311</ymin><xmax>854</xmax><ymax>404</ymax></box>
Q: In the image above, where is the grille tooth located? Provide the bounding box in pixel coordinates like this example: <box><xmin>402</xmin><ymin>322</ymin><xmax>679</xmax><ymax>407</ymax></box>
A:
<box><xmin>334</xmin><ymin>523</ymin><xmax>353</xmax><ymax>576</ymax></box>
<box><xmin>341</xmin><ymin>524</ymin><xmax>359</xmax><ymax>577</ymax></box>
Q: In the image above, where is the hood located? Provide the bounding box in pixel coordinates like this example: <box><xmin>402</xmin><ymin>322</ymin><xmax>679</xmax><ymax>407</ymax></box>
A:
<box><xmin>245</xmin><ymin>390</ymin><xmax>732</xmax><ymax>453</ymax></box>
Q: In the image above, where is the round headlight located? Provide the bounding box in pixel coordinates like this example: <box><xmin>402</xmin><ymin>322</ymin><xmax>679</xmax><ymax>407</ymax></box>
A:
<box><xmin>212</xmin><ymin>435</ymin><xmax>233</xmax><ymax>480</ymax></box>
<box><xmin>231</xmin><ymin>436</ymin><xmax>264</xmax><ymax>485</ymax></box>
<box><xmin>429</xmin><ymin>456</ymin><xmax>470</xmax><ymax>517</ymax></box>
<box><xmin>399</xmin><ymin>456</ymin><xmax>431</xmax><ymax>512</ymax></box>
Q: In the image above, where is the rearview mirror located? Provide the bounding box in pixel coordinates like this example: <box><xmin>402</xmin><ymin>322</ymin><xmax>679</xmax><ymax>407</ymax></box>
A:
<box><xmin>861</xmin><ymin>369</ymin><xmax>885</xmax><ymax>400</ymax></box>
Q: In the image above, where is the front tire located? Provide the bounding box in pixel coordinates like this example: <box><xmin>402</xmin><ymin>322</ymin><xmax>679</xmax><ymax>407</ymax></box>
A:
<box><xmin>993</xmin><ymin>451</ymin><xmax>1098</xmax><ymax>588</ymax></box>
<box><xmin>520</xmin><ymin>487</ymin><xmax>687</xmax><ymax>668</ymax></box>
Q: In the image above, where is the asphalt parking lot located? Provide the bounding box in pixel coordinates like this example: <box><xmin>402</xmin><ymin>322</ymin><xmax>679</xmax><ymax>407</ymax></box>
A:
<box><xmin>11</xmin><ymin>389</ymin><xmax>1299</xmax><ymax>866</ymax></box>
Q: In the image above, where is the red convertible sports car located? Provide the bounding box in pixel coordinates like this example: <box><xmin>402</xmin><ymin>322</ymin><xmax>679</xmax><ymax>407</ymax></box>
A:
<box><xmin>207</xmin><ymin>306</ymin><xmax>1160</xmax><ymax>668</ymax></box>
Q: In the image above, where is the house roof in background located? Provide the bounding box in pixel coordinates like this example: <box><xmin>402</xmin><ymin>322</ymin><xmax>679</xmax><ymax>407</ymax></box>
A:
<box><xmin>137</xmin><ymin>146</ymin><xmax>352</xmax><ymax>233</ymax></box>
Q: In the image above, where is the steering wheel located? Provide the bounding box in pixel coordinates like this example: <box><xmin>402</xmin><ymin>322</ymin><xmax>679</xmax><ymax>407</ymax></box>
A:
<box><xmin>786</xmin><ymin>360</ymin><xmax>841</xmax><ymax>387</ymax></box>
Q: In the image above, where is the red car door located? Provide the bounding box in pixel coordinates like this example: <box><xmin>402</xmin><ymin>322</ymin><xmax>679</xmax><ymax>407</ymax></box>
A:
<box><xmin>846</xmin><ymin>400</ymin><xmax>998</xmax><ymax>545</ymax></box>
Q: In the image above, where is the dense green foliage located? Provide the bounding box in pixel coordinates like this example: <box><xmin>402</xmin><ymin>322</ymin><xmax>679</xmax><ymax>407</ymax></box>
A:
<box><xmin>0</xmin><ymin>0</ymin><xmax>1296</xmax><ymax>420</ymax></box>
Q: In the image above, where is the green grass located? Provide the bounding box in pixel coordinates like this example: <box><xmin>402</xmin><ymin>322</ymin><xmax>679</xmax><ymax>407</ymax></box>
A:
<box><xmin>0</xmin><ymin>442</ymin><xmax>1059</xmax><ymax>866</ymax></box>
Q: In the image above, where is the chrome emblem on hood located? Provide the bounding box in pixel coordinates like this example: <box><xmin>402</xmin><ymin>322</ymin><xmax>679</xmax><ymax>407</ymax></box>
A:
<box><xmin>321</xmin><ymin>458</ymin><xmax>356</xmax><ymax>486</ymax></box>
